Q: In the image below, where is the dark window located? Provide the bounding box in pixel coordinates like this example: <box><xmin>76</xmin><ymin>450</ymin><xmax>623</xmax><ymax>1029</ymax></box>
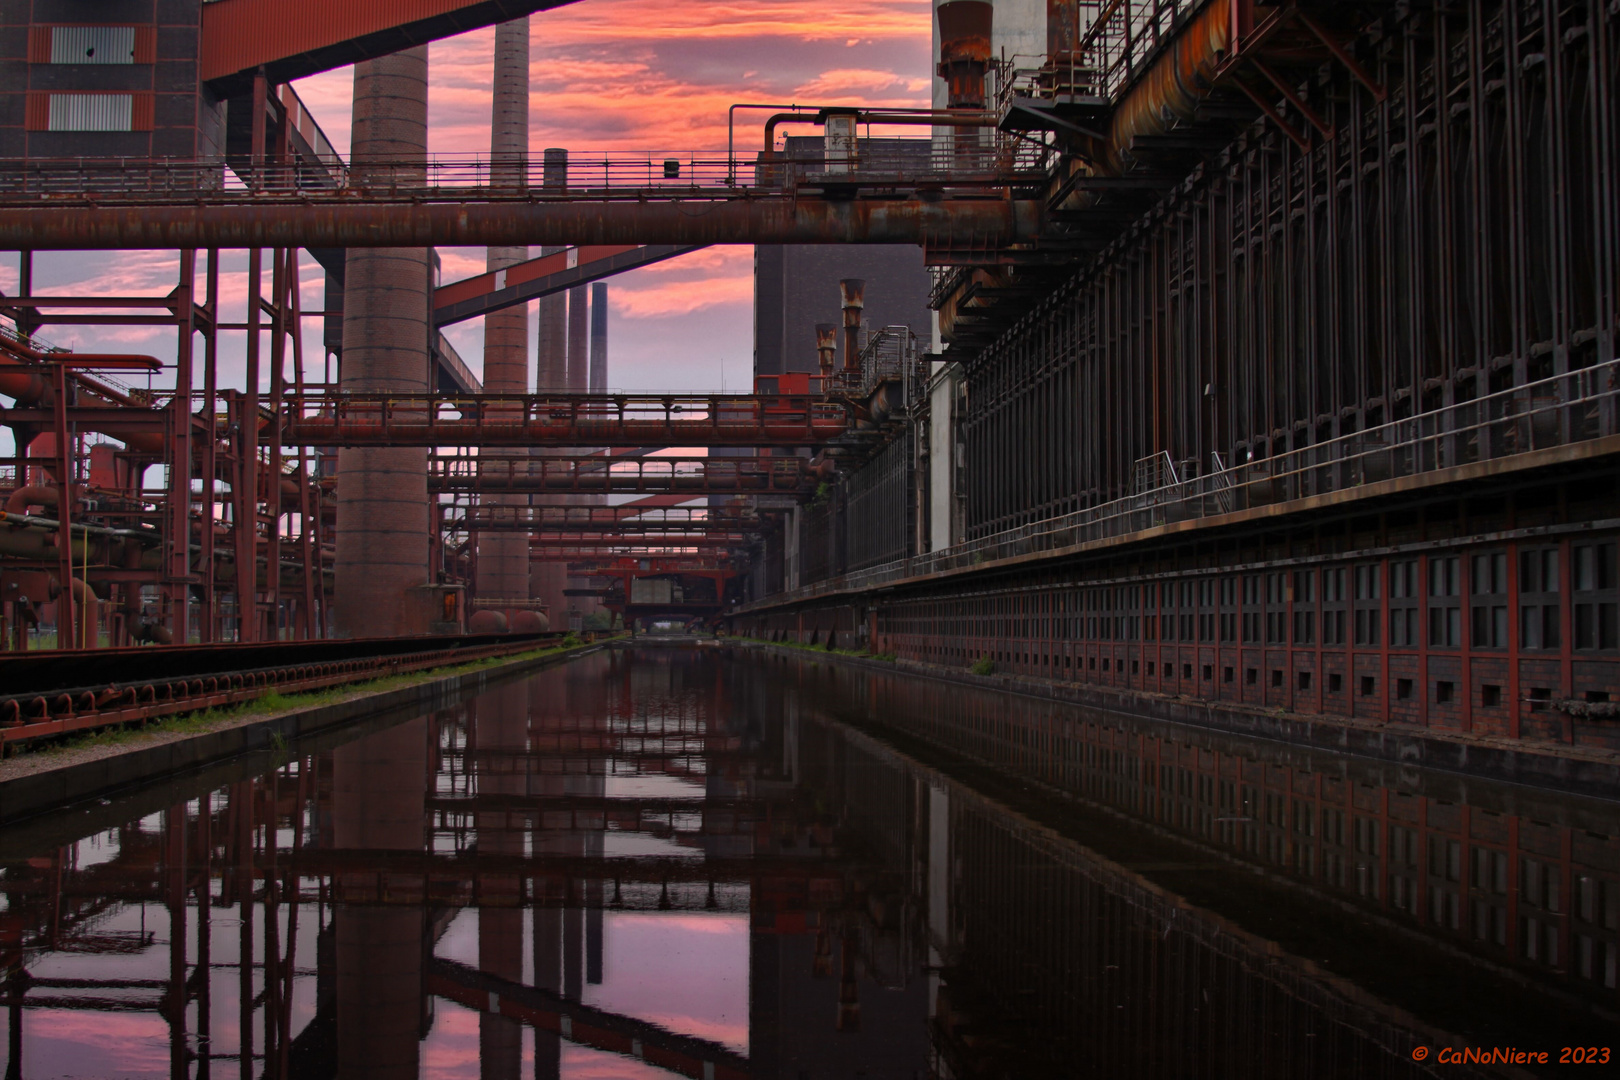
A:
<box><xmin>1390</xmin><ymin>560</ymin><xmax>1419</xmax><ymax>647</ymax></box>
<box><xmin>1245</xmin><ymin>667</ymin><xmax>1257</xmax><ymax>685</ymax></box>
<box><xmin>1429</xmin><ymin>556</ymin><xmax>1461</xmax><ymax>647</ymax></box>
<box><xmin>1360</xmin><ymin>675</ymin><xmax>1376</xmax><ymax>697</ymax></box>
<box><xmin>1328</xmin><ymin>673</ymin><xmax>1342</xmax><ymax>693</ymax></box>
<box><xmin>1574</xmin><ymin>543</ymin><xmax>1618</xmax><ymax>650</ymax></box>
<box><xmin>1223</xmin><ymin>665</ymin><xmax>1234</xmax><ymax>683</ymax></box>
<box><xmin>1397</xmin><ymin>678</ymin><xmax>1414</xmax><ymax>700</ymax></box>
<box><xmin>1321</xmin><ymin>567</ymin><xmax>1347</xmax><ymax>645</ymax></box>
<box><xmin>1271</xmin><ymin>669</ymin><xmax>1284</xmax><ymax>688</ymax></box>
<box><xmin>1242</xmin><ymin>575</ymin><xmax>1261</xmax><ymax>643</ymax></box>
<box><xmin>1292</xmin><ymin>570</ymin><xmax>1316</xmax><ymax>646</ymax></box>
<box><xmin>1470</xmin><ymin>552</ymin><xmax>1508</xmax><ymax>647</ymax></box>
<box><xmin>1481</xmin><ymin>684</ymin><xmax>1502</xmax><ymax>707</ymax></box>
<box><xmin>1354</xmin><ymin>563</ymin><xmax>1382</xmax><ymax>646</ymax></box>
<box><xmin>1520</xmin><ymin>547</ymin><xmax>1561</xmax><ymax>650</ymax></box>
<box><xmin>1435</xmin><ymin>680</ymin><xmax>1455</xmax><ymax>704</ymax></box>
<box><xmin>1298</xmin><ymin>671</ymin><xmax>1312</xmax><ymax>691</ymax></box>
<box><xmin>1266</xmin><ymin>572</ymin><xmax>1287</xmax><ymax>644</ymax></box>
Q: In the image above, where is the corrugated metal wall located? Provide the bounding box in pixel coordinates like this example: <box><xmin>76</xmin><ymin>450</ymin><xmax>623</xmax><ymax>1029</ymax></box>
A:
<box><xmin>50</xmin><ymin>26</ymin><xmax>136</xmax><ymax>64</ymax></box>
<box><xmin>846</xmin><ymin>431</ymin><xmax>914</xmax><ymax>572</ymax></box>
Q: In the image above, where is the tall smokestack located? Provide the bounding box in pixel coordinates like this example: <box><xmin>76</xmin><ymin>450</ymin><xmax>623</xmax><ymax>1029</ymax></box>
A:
<box><xmin>536</xmin><ymin>151</ymin><xmax>569</xmax><ymax>392</ymax></box>
<box><xmin>589</xmin><ymin>282</ymin><xmax>608</xmax><ymax>394</ymax></box>
<box><xmin>567</xmin><ymin>285</ymin><xmax>588</xmax><ymax>393</ymax></box>
<box><xmin>333</xmin><ymin>46</ymin><xmax>432</xmax><ymax>639</ymax></box>
<box><xmin>479</xmin><ymin>18</ymin><xmax>531</xmax><ymax>608</ymax></box>
<box><xmin>531</xmin><ymin>150</ymin><xmax>570</xmax><ymax>617</ymax></box>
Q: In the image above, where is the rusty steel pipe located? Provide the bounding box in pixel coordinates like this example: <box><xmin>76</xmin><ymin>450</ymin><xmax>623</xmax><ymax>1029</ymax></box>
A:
<box><xmin>839</xmin><ymin>279</ymin><xmax>865</xmax><ymax>376</ymax></box>
<box><xmin>761</xmin><ymin>108</ymin><xmax>997</xmax><ymax>151</ymax></box>
<box><xmin>0</xmin><ymin>196</ymin><xmax>1042</xmax><ymax>251</ymax></box>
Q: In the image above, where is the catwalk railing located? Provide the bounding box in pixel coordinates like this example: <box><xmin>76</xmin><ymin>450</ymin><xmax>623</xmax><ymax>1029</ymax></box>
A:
<box><xmin>284</xmin><ymin>392</ymin><xmax>852</xmax><ymax>448</ymax></box>
<box><xmin>996</xmin><ymin>0</ymin><xmax>1207</xmax><ymax>108</ymax></box>
<box><xmin>427</xmin><ymin>454</ymin><xmax>813</xmax><ymax>494</ymax></box>
<box><xmin>0</xmin><ymin>142</ymin><xmax>1049</xmax><ymax>206</ymax></box>
<box><xmin>738</xmin><ymin>357</ymin><xmax>1620</xmax><ymax>608</ymax></box>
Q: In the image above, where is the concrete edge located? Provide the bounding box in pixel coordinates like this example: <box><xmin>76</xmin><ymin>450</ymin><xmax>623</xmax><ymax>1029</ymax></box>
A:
<box><xmin>0</xmin><ymin>642</ymin><xmax>604</xmax><ymax>828</ymax></box>
<box><xmin>724</xmin><ymin>640</ymin><xmax>1620</xmax><ymax>801</ymax></box>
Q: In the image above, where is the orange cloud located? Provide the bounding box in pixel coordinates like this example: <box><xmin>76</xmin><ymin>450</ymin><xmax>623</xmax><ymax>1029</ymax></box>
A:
<box><xmin>793</xmin><ymin>67</ymin><xmax>933</xmax><ymax>98</ymax></box>
<box><xmin>611</xmin><ymin>274</ymin><xmax>752</xmax><ymax>319</ymax></box>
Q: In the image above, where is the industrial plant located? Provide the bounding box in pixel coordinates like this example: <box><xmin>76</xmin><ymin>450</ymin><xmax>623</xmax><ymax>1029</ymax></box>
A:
<box><xmin>0</xmin><ymin>0</ymin><xmax>1614</xmax><ymax>1076</ymax></box>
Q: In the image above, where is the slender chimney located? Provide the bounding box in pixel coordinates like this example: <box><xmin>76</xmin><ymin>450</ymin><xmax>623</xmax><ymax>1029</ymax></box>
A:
<box><xmin>479</xmin><ymin>17</ymin><xmax>531</xmax><ymax>606</ymax></box>
<box><xmin>566</xmin><ymin>285</ymin><xmax>588</xmax><ymax>393</ymax></box>
<box><xmin>1047</xmin><ymin>0</ymin><xmax>1080</xmax><ymax>67</ymax></box>
<box><xmin>589</xmin><ymin>282</ymin><xmax>608</xmax><ymax>393</ymax></box>
<box><xmin>936</xmin><ymin>1</ymin><xmax>994</xmax><ymax>110</ymax></box>
<box><xmin>839</xmin><ymin>279</ymin><xmax>865</xmax><ymax>377</ymax></box>
<box><xmin>815</xmin><ymin>323</ymin><xmax>838</xmax><ymax>378</ymax></box>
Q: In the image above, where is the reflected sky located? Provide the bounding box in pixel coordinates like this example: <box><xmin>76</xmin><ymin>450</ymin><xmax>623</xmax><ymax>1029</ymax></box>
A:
<box><xmin>0</xmin><ymin>647</ymin><xmax>1613</xmax><ymax>1078</ymax></box>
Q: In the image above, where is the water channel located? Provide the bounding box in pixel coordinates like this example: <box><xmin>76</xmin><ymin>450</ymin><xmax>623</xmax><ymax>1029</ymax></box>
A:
<box><xmin>0</xmin><ymin>644</ymin><xmax>1614</xmax><ymax>1078</ymax></box>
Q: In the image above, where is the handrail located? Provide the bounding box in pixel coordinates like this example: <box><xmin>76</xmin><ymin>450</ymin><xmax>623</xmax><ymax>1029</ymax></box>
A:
<box><xmin>0</xmin><ymin>142</ymin><xmax>1052</xmax><ymax>208</ymax></box>
<box><xmin>738</xmin><ymin>357</ymin><xmax>1620</xmax><ymax>610</ymax></box>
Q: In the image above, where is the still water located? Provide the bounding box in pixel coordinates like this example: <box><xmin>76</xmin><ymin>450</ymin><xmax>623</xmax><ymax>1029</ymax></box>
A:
<box><xmin>0</xmin><ymin>645</ymin><xmax>1614</xmax><ymax>1078</ymax></box>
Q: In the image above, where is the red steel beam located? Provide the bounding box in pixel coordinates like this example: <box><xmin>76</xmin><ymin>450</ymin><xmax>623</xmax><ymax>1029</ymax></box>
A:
<box><xmin>0</xmin><ymin>196</ymin><xmax>1043</xmax><ymax>252</ymax></box>
<box><xmin>200</xmin><ymin>1</ymin><xmax>579</xmax><ymax>91</ymax></box>
<box><xmin>434</xmin><ymin>244</ymin><xmax>701</xmax><ymax>327</ymax></box>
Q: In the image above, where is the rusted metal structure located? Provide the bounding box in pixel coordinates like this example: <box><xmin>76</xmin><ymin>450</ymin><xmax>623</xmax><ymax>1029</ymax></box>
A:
<box><xmin>729</xmin><ymin>0</ymin><xmax>1620</xmax><ymax>757</ymax></box>
<box><xmin>3</xmin><ymin>0</ymin><xmax>1618</xmax><ymax>773</ymax></box>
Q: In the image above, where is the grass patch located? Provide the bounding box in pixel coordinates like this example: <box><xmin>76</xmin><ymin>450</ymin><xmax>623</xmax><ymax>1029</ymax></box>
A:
<box><xmin>970</xmin><ymin>655</ymin><xmax>996</xmax><ymax>677</ymax></box>
<box><xmin>27</xmin><ymin>636</ymin><xmax>611</xmax><ymax>760</ymax></box>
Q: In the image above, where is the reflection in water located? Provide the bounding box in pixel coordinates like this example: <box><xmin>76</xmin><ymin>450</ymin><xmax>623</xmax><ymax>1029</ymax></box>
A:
<box><xmin>0</xmin><ymin>647</ymin><xmax>1613</xmax><ymax>1078</ymax></box>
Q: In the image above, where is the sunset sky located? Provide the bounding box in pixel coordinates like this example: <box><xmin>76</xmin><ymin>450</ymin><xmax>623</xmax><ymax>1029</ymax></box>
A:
<box><xmin>2</xmin><ymin>0</ymin><xmax>935</xmax><ymax>411</ymax></box>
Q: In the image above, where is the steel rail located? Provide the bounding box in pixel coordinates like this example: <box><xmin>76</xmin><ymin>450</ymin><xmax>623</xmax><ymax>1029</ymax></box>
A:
<box><xmin>427</xmin><ymin>454</ymin><xmax>812</xmax><ymax>494</ymax></box>
<box><xmin>0</xmin><ymin>632</ymin><xmax>567</xmax><ymax>748</ymax></box>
